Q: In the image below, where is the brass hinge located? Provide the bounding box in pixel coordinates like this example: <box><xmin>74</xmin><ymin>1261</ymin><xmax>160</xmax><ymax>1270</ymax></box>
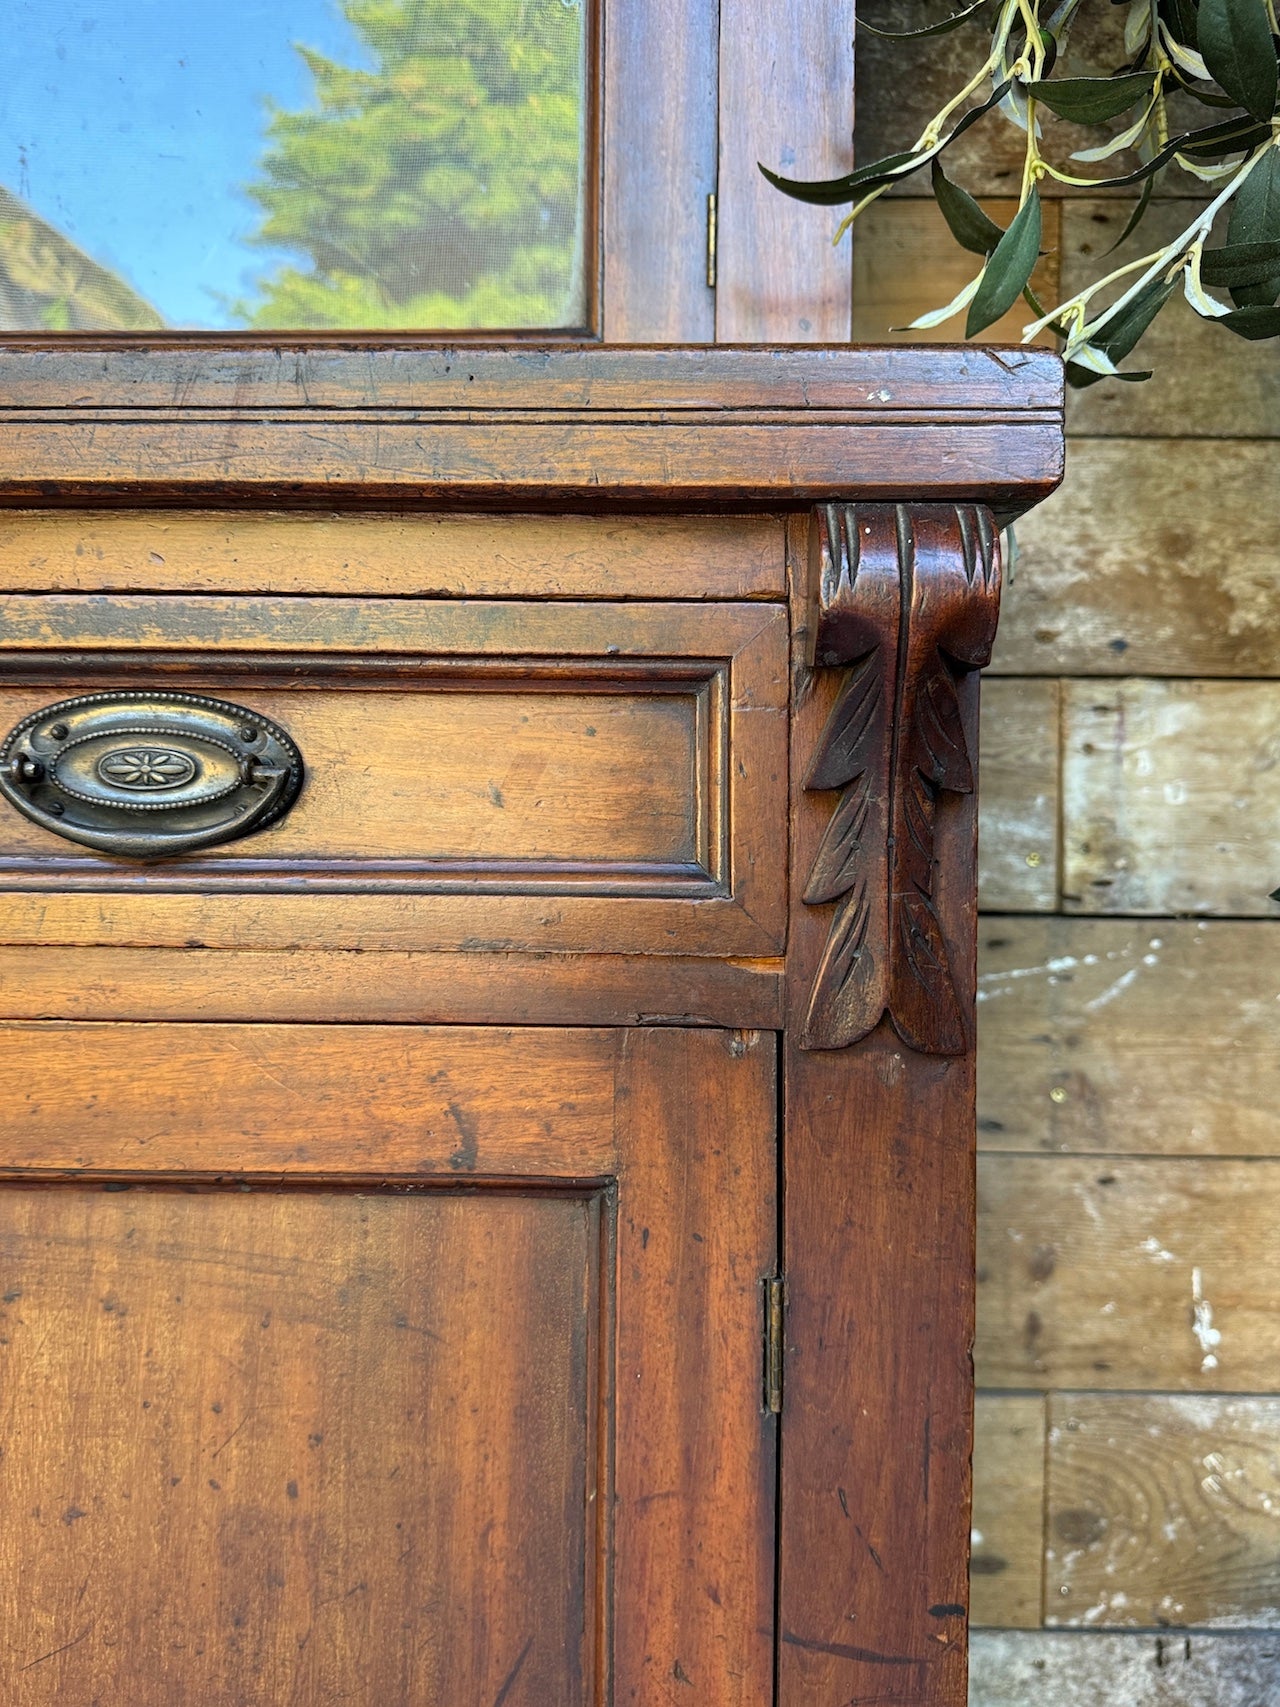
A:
<box><xmin>763</xmin><ymin>1274</ymin><xmax>785</xmax><ymax>1414</ymax></box>
<box><xmin>706</xmin><ymin>191</ymin><xmax>718</xmax><ymax>290</ymax></box>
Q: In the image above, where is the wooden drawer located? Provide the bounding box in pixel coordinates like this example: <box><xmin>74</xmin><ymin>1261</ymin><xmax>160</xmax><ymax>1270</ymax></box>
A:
<box><xmin>0</xmin><ymin>593</ymin><xmax>787</xmax><ymax>954</ymax></box>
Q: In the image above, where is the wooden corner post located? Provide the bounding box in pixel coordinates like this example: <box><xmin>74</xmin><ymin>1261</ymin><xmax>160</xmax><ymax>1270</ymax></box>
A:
<box><xmin>779</xmin><ymin>502</ymin><xmax>1002</xmax><ymax>1707</ymax></box>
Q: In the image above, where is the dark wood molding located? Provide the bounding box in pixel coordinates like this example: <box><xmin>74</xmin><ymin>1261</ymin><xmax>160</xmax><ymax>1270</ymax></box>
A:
<box><xmin>801</xmin><ymin>501</ymin><xmax>1001</xmax><ymax>1054</ymax></box>
<box><xmin>0</xmin><ymin>345</ymin><xmax>1063</xmax><ymax>513</ymax></box>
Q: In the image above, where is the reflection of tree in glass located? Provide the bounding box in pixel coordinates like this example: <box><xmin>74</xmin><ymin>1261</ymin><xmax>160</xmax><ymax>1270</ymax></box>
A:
<box><xmin>0</xmin><ymin>185</ymin><xmax>164</xmax><ymax>332</ymax></box>
<box><xmin>240</xmin><ymin>0</ymin><xmax>585</xmax><ymax>330</ymax></box>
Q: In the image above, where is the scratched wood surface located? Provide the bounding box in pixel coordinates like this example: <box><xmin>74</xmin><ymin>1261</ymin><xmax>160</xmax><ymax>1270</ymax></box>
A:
<box><xmin>1046</xmin><ymin>1394</ymin><xmax>1280</xmax><ymax>1629</ymax></box>
<box><xmin>978</xmin><ymin>919</ymin><xmax>1280</xmax><ymax>1156</ymax></box>
<box><xmin>977</xmin><ymin>1156</ymin><xmax>1280</xmax><ymax>1393</ymax></box>
<box><xmin>977</xmin><ymin>678</ymin><xmax>1060</xmax><ymax>913</ymax></box>
<box><xmin>992</xmin><ymin>441</ymin><xmax>1280</xmax><ymax>677</ymax></box>
<box><xmin>1062</xmin><ymin>679</ymin><xmax>1280</xmax><ymax>917</ymax></box>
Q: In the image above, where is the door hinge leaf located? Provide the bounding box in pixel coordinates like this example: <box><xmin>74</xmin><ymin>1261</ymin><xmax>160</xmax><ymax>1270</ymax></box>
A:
<box><xmin>764</xmin><ymin>1274</ymin><xmax>784</xmax><ymax>1414</ymax></box>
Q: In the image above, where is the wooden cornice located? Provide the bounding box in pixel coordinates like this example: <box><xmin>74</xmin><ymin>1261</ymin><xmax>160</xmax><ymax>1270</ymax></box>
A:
<box><xmin>0</xmin><ymin>344</ymin><xmax>1063</xmax><ymax>514</ymax></box>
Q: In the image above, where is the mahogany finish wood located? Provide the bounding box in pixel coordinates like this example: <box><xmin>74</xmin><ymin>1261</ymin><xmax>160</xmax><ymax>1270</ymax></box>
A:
<box><xmin>0</xmin><ymin>345</ymin><xmax>1063</xmax><ymax>1707</ymax></box>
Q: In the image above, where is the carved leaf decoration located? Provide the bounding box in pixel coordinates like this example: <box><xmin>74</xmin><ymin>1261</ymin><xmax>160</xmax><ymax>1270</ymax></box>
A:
<box><xmin>803</xmin><ymin>770</ymin><xmax>872</xmax><ymax>905</ymax></box>
<box><xmin>805</xmin><ymin>878</ymin><xmax>880</xmax><ymax>1051</ymax></box>
<box><xmin>803</xmin><ymin>651</ymin><xmax>884</xmax><ymax>792</ymax></box>
<box><xmin>801</xmin><ymin>503</ymin><xmax>1000</xmax><ymax>1056</ymax></box>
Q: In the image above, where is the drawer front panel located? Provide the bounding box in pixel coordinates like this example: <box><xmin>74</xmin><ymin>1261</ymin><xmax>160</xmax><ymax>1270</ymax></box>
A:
<box><xmin>0</xmin><ymin>599</ymin><xmax>786</xmax><ymax>953</ymax></box>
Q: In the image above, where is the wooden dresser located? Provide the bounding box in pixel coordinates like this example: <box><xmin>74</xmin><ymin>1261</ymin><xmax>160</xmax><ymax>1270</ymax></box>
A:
<box><xmin>0</xmin><ymin>343</ymin><xmax>1061</xmax><ymax>1706</ymax></box>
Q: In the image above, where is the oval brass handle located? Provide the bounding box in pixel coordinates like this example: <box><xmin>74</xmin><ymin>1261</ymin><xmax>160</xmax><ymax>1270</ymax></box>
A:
<box><xmin>0</xmin><ymin>692</ymin><xmax>304</xmax><ymax>859</ymax></box>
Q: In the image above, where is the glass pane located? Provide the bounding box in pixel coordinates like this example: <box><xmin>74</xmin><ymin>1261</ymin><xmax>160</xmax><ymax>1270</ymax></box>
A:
<box><xmin>0</xmin><ymin>0</ymin><xmax>589</xmax><ymax>332</ymax></box>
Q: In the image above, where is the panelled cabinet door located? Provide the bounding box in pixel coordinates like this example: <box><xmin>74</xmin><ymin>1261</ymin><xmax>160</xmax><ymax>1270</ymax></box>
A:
<box><xmin>0</xmin><ymin>1023</ymin><xmax>777</xmax><ymax>1705</ymax></box>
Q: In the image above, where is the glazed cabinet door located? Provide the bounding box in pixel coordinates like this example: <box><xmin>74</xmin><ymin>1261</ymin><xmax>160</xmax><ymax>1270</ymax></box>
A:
<box><xmin>0</xmin><ymin>1022</ymin><xmax>777</xmax><ymax>1706</ymax></box>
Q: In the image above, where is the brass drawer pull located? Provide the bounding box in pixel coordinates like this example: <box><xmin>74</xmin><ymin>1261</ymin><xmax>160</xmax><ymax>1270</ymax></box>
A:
<box><xmin>0</xmin><ymin>693</ymin><xmax>303</xmax><ymax>859</ymax></box>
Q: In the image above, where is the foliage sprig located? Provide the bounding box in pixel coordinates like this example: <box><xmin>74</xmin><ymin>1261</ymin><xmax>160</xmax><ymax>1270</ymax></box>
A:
<box><xmin>762</xmin><ymin>0</ymin><xmax>1280</xmax><ymax>382</ymax></box>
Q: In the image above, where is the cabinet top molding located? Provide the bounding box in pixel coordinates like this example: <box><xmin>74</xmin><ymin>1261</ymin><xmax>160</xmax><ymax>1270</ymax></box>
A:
<box><xmin>0</xmin><ymin>343</ymin><xmax>1063</xmax><ymax>515</ymax></box>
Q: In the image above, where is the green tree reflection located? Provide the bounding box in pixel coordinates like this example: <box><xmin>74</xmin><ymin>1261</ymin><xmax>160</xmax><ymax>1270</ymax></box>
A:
<box><xmin>240</xmin><ymin>0</ymin><xmax>586</xmax><ymax>329</ymax></box>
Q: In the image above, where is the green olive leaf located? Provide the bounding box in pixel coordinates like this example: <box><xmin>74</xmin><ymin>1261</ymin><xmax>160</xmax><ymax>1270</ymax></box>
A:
<box><xmin>1226</xmin><ymin>148</ymin><xmax>1280</xmax><ymax>305</ymax></box>
<box><xmin>1217</xmin><ymin>304</ymin><xmax>1280</xmax><ymax>338</ymax></box>
<box><xmin>931</xmin><ymin>158</ymin><xmax>1005</xmax><ymax>255</ymax></box>
<box><xmin>1197</xmin><ymin>0</ymin><xmax>1279</xmax><ymax>123</ymax></box>
<box><xmin>1026</xmin><ymin>70</ymin><xmax>1158</xmax><ymax>123</ymax></box>
<box><xmin>965</xmin><ymin>187</ymin><xmax>1042</xmax><ymax>336</ymax></box>
<box><xmin>1200</xmin><ymin>239</ymin><xmax>1280</xmax><ymax>286</ymax></box>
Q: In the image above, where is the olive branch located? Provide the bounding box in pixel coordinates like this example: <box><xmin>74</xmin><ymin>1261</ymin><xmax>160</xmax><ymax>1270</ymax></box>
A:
<box><xmin>762</xmin><ymin>0</ymin><xmax>1280</xmax><ymax>384</ymax></box>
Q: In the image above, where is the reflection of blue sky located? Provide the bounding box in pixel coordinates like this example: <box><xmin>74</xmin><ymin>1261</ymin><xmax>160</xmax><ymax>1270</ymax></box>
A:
<box><xmin>0</xmin><ymin>1</ymin><xmax>372</xmax><ymax>326</ymax></box>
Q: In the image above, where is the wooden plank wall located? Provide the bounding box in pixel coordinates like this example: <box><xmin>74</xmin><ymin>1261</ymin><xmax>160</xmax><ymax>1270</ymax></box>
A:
<box><xmin>855</xmin><ymin>6</ymin><xmax>1280</xmax><ymax>1699</ymax></box>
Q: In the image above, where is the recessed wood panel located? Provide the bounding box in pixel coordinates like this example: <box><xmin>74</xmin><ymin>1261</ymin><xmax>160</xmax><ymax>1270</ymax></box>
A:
<box><xmin>0</xmin><ymin>1186</ymin><xmax>596</xmax><ymax>1706</ymax></box>
<box><xmin>0</xmin><ymin>681</ymin><xmax>712</xmax><ymax>887</ymax></box>
<box><xmin>0</xmin><ymin>599</ymin><xmax>787</xmax><ymax>952</ymax></box>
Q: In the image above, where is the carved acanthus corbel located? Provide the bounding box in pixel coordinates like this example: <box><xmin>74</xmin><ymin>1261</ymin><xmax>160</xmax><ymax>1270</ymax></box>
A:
<box><xmin>800</xmin><ymin>502</ymin><xmax>1001</xmax><ymax>1055</ymax></box>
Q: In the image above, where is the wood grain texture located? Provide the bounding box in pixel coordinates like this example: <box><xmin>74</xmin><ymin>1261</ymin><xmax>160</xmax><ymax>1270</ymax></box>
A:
<box><xmin>613</xmin><ymin>1028</ymin><xmax>777</xmax><ymax>1706</ymax></box>
<box><xmin>778</xmin><ymin>516</ymin><xmax>984</xmax><ymax>1706</ymax></box>
<box><xmin>801</xmin><ymin>502</ymin><xmax>1000</xmax><ymax>1052</ymax></box>
<box><xmin>853</xmin><ymin>199</ymin><xmax>1062</xmax><ymax>347</ymax></box>
<box><xmin>0</xmin><ymin>1187</ymin><xmax>597</xmax><ymax>1705</ymax></box>
<box><xmin>716</xmin><ymin>0</ymin><xmax>853</xmax><ymax>340</ymax></box>
<box><xmin>0</xmin><ymin>947</ymin><xmax>785</xmax><ymax>1029</ymax></box>
<box><xmin>978</xmin><ymin>678</ymin><xmax>1060</xmax><ymax>913</ymax></box>
<box><xmin>0</xmin><ymin>509</ymin><xmax>788</xmax><ymax>598</ymax></box>
<box><xmin>1046</xmin><ymin>1394</ymin><xmax>1280</xmax><ymax>1629</ymax></box>
<box><xmin>977</xmin><ymin>1157</ymin><xmax>1280</xmax><ymax>1391</ymax></box>
<box><xmin>992</xmin><ymin>441</ymin><xmax>1280</xmax><ymax>676</ymax></box>
<box><xmin>1061</xmin><ymin>202</ymin><xmax>1280</xmax><ymax>438</ymax></box>
<box><xmin>0</xmin><ymin>681</ymin><xmax>715</xmax><ymax>881</ymax></box>
<box><xmin>0</xmin><ymin>598</ymin><xmax>787</xmax><ymax>953</ymax></box>
<box><xmin>971</xmin><ymin>1394</ymin><xmax>1046</xmax><ymax>1630</ymax></box>
<box><xmin>602</xmin><ymin>0</ymin><xmax>717</xmax><ymax>340</ymax></box>
<box><xmin>0</xmin><ymin>345</ymin><xmax>1065</xmax><ymax>515</ymax></box>
<box><xmin>0</xmin><ymin>1023</ymin><xmax>619</xmax><ymax>1180</ymax></box>
<box><xmin>971</xmin><ymin>1631</ymin><xmax>1280</xmax><ymax>1705</ymax></box>
<box><xmin>978</xmin><ymin>919</ymin><xmax>1280</xmax><ymax>1156</ymax></box>
<box><xmin>1062</xmin><ymin>679</ymin><xmax>1280</xmax><ymax>917</ymax></box>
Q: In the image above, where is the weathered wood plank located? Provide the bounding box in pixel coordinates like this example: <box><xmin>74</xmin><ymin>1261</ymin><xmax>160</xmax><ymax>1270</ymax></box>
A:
<box><xmin>977</xmin><ymin>1156</ymin><xmax>1280</xmax><ymax>1391</ymax></box>
<box><xmin>1062</xmin><ymin>201</ymin><xmax>1280</xmax><ymax>438</ymax></box>
<box><xmin>992</xmin><ymin>442</ymin><xmax>1280</xmax><ymax>677</ymax></box>
<box><xmin>978</xmin><ymin>919</ymin><xmax>1280</xmax><ymax>1156</ymax></box>
<box><xmin>971</xmin><ymin>1632</ymin><xmax>1280</xmax><ymax>1705</ymax></box>
<box><xmin>1062</xmin><ymin>680</ymin><xmax>1280</xmax><ymax>917</ymax></box>
<box><xmin>978</xmin><ymin>678</ymin><xmax>1060</xmax><ymax>913</ymax></box>
<box><xmin>853</xmin><ymin>199</ymin><xmax>1061</xmax><ymax>346</ymax></box>
<box><xmin>1047</xmin><ymin>1394</ymin><xmax>1280</xmax><ymax>1629</ymax></box>
<box><xmin>972</xmin><ymin>1394</ymin><xmax>1046</xmax><ymax>1630</ymax></box>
